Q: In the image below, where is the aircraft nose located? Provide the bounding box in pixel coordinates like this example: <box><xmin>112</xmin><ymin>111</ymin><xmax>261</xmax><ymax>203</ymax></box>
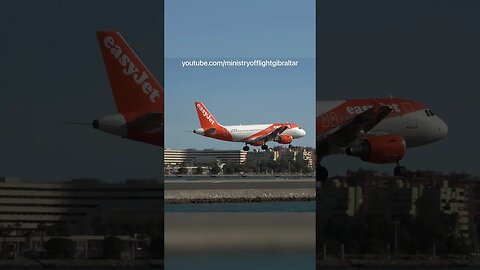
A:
<box><xmin>428</xmin><ymin>116</ymin><xmax>447</xmax><ymax>142</ymax></box>
<box><xmin>437</xmin><ymin>117</ymin><xmax>448</xmax><ymax>138</ymax></box>
<box><xmin>299</xmin><ymin>128</ymin><xmax>306</xmax><ymax>137</ymax></box>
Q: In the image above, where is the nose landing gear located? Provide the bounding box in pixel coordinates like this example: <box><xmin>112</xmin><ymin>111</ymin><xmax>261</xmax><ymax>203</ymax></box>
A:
<box><xmin>243</xmin><ymin>144</ymin><xmax>250</xmax><ymax>151</ymax></box>
<box><xmin>394</xmin><ymin>162</ymin><xmax>407</xmax><ymax>176</ymax></box>
<box><xmin>261</xmin><ymin>144</ymin><xmax>268</xmax><ymax>151</ymax></box>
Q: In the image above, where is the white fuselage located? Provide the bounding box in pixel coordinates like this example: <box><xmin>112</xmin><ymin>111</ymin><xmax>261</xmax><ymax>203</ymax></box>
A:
<box><xmin>368</xmin><ymin>110</ymin><xmax>448</xmax><ymax>147</ymax></box>
<box><xmin>224</xmin><ymin>124</ymin><xmax>306</xmax><ymax>142</ymax></box>
<box><xmin>317</xmin><ymin>100</ymin><xmax>448</xmax><ymax>150</ymax></box>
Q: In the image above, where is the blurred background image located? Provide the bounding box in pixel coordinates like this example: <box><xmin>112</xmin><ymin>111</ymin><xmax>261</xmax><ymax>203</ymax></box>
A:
<box><xmin>316</xmin><ymin>0</ymin><xmax>480</xmax><ymax>267</ymax></box>
<box><xmin>0</xmin><ymin>0</ymin><xmax>164</xmax><ymax>266</ymax></box>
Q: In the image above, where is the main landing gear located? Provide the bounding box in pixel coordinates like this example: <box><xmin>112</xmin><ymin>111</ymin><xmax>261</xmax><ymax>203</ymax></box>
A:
<box><xmin>317</xmin><ymin>165</ymin><xmax>328</xmax><ymax>182</ymax></box>
<box><xmin>242</xmin><ymin>144</ymin><xmax>269</xmax><ymax>151</ymax></box>
<box><xmin>394</xmin><ymin>162</ymin><xmax>407</xmax><ymax>177</ymax></box>
<box><xmin>317</xmin><ymin>154</ymin><xmax>328</xmax><ymax>182</ymax></box>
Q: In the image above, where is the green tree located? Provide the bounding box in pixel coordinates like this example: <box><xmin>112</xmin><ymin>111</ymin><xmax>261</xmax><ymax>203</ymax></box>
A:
<box><xmin>44</xmin><ymin>238</ymin><xmax>76</xmax><ymax>259</ymax></box>
<box><xmin>0</xmin><ymin>225</ymin><xmax>9</xmax><ymax>259</ymax></box>
<box><xmin>223</xmin><ymin>163</ymin><xmax>235</xmax><ymax>174</ymax></box>
<box><xmin>150</xmin><ymin>236</ymin><xmax>163</xmax><ymax>259</ymax></box>
<box><xmin>210</xmin><ymin>164</ymin><xmax>221</xmax><ymax>174</ymax></box>
<box><xmin>278</xmin><ymin>159</ymin><xmax>289</xmax><ymax>173</ymax></box>
<box><xmin>103</xmin><ymin>236</ymin><xmax>124</xmax><ymax>259</ymax></box>
<box><xmin>36</xmin><ymin>222</ymin><xmax>46</xmax><ymax>251</ymax></box>
<box><xmin>293</xmin><ymin>158</ymin><xmax>306</xmax><ymax>173</ymax></box>
<box><xmin>177</xmin><ymin>167</ymin><xmax>188</xmax><ymax>175</ymax></box>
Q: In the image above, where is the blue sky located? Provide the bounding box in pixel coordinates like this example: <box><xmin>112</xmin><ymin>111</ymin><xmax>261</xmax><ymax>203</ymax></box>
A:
<box><xmin>165</xmin><ymin>0</ymin><xmax>315</xmax><ymax>58</ymax></box>
<box><xmin>165</xmin><ymin>0</ymin><xmax>315</xmax><ymax>149</ymax></box>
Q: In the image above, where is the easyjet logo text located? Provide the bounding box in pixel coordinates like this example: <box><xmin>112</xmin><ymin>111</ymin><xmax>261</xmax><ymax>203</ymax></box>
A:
<box><xmin>103</xmin><ymin>36</ymin><xmax>160</xmax><ymax>103</ymax></box>
<box><xmin>346</xmin><ymin>104</ymin><xmax>401</xmax><ymax>114</ymax></box>
<box><xmin>196</xmin><ymin>103</ymin><xmax>215</xmax><ymax>125</ymax></box>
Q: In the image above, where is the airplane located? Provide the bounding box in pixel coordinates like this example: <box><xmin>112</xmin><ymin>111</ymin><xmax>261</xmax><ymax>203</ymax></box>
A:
<box><xmin>193</xmin><ymin>101</ymin><xmax>306</xmax><ymax>151</ymax></box>
<box><xmin>66</xmin><ymin>31</ymin><xmax>164</xmax><ymax>147</ymax></box>
<box><xmin>316</xmin><ymin>98</ymin><xmax>448</xmax><ymax>181</ymax></box>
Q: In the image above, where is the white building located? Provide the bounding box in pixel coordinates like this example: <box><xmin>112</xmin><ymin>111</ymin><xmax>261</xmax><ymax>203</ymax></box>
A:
<box><xmin>0</xmin><ymin>178</ymin><xmax>163</xmax><ymax>232</ymax></box>
<box><xmin>164</xmin><ymin>149</ymin><xmax>248</xmax><ymax>167</ymax></box>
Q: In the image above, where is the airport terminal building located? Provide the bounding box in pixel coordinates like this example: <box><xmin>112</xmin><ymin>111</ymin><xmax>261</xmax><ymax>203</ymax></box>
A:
<box><xmin>164</xmin><ymin>148</ymin><xmax>248</xmax><ymax>166</ymax></box>
<box><xmin>0</xmin><ymin>177</ymin><xmax>163</xmax><ymax>233</ymax></box>
<box><xmin>164</xmin><ymin>147</ymin><xmax>315</xmax><ymax>173</ymax></box>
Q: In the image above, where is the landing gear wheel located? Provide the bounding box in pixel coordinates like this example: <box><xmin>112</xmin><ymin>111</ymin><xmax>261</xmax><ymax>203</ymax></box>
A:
<box><xmin>394</xmin><ymin>166</ymin><xmax>407</xmax><ymax>176</ymax></box>
<box><xmin>288</xmin><ymin>144</ymin><xmax>293</xmax><ymax>149</ymax></box>
<box><xmin>261</xmin><ymin>144</ymin><xmax>268</xmax><ymax>151</ymax></box>
<box><xmin>243</xmin><ymin>145</ymin><xmax>250</xmax><ymax>151</ymax></box>
<box><xmin>318</xmin><ymin>166</ymin><xmax>328</xmax><ymax>182</ymax></box>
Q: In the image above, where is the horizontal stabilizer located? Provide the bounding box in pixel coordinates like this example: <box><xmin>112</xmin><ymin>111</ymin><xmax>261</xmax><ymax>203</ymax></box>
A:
<box><xmin>204</xmin><ymin>128</ymin><xmax>216</xmax><ymax>135</ymax></box>
<box><xmin>126</xmin><ymin>112</ymin><xmax>163</xmax><ymax>134</ymax></box>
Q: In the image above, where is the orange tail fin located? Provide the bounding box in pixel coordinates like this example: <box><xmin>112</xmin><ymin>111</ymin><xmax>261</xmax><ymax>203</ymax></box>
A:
<box><xmin>195</xmin><ymin>102</ymin><xmax>221</xmax><ymax>129</ymax></box>
<box><xmin>96</xmin><ymin>31</ymin><xmax>163</xmax><ymax>114</ymax></box>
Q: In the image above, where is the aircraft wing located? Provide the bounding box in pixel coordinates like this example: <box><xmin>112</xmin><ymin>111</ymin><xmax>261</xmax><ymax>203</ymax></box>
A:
<box><xmin>126</xmin><ymin>112</ymin><xmax>164</xmax><ymax>134</ymax></box>
<box><xmin>317</xmin><ymin>105</ymin><xmax>392</xmax><ymax>146</ymax></box>
<box><xmin>249</xmin><ymin>125</ymin><xmax>289</xmax><ymax>143</ymax></box>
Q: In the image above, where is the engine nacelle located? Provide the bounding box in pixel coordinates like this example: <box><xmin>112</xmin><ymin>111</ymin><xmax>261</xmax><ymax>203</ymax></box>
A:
<box><xmin>93</xmin><ymin>114</ymin><xmax>127</xmax><ymax>137</ymax></box>
<box><xmin>193</xmin><ymin>128</ymin><xmax>208</xmax><ymax>135</ymax></box>
<box><xmin>252</xmin><ymin>141</ymin><xmax>265</xmax><ymax>146</ymax></box>
<box><xmin>274</xmin><ymin>135</ymin><xmax>293</xmax><ymax>144</ymax></box>
<box><xmin>346</xmin><ymin>134</ymin><xmax>406</xmax><ymax>164</ymax></box>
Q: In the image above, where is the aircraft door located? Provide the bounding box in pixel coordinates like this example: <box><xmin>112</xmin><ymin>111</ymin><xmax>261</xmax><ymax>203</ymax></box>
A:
<box><xmin>329</xmin><ymin>112</ymin><xmax>338</xmax><ymax>128</ymax></box>
<box><xmin>321</xmin><ymin>114</ymin><xmax>329</xmax><ymax>128</ymax></box>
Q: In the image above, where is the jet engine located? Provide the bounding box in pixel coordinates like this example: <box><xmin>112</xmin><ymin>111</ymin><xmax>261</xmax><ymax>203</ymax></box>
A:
<box><xmin>345</xmin><ymin>134</ymin><xmax>405</xmax><ymax>164</ymax></box>
<box><xmin>274</xmin><ymin>135</ymin><xmax>293</xmax><ymax>144</ymax></box>
<box><xmin>252</xmin><ymin>141</ymin><xmax>265</xmax><ymax>146</ymax></box>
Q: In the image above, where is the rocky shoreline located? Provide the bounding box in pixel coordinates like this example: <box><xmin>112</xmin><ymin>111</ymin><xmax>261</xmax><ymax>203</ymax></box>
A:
<box><xmin>317</xmin><ymin>257</ymin><xmax>480</xmax><ymax>267</ymax></box>
<box><xmin>165</xmin><ymin>189</ymin><xmax>315</xmax><ymax>204</ymax></box>
<box><xmin>165</xmin><ymin>196</ymin><xmax>316</xmax><ymax>204</ymax></box>
<box><xmin>0</xmin><ymin>259</ymin><xmax>163</xmax><ymax>268</ymax></box>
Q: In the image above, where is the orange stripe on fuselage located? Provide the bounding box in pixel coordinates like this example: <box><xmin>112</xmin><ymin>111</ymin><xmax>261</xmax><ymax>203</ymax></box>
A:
<box><xmin>203</xmin><ymin>126</ymin><xmax>233</xmax><ymax>141</ymax></box>
<box><xmin>243</xmin><ymin>123</ymin><xmax>298</xmax><ymax>142</ymax></box>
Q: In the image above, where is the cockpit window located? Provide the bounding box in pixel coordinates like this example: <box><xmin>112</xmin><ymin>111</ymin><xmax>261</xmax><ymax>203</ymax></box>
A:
<box><xmin>425</xmin><ymin>109</ymin><xmax>435</xmax><ymax>117</ymax></box>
